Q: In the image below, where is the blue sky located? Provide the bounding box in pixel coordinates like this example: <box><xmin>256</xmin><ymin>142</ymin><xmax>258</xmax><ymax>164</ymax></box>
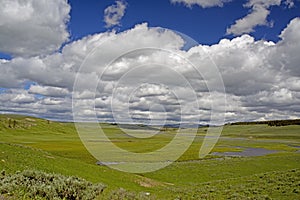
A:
<box><xmin>0</xmin><ymin>0</ymin><xmax>300</xmax><ymax>123</ymax></box>
<box><xmin>68</xmin><ymin>0</ymin><xmax>300</xmax><ymax>45</ymax></box>
<box><xmin>1</xmin><ymin>0</ymin><xmax>299</xmax><ymax>58</ymax></box>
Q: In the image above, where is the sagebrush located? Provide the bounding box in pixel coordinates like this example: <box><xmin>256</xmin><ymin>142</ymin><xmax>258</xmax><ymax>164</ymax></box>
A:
<box><xmin>0</xmin><ymin>170</ymin><xmax>105</xmax><ymax>200</ymax></box>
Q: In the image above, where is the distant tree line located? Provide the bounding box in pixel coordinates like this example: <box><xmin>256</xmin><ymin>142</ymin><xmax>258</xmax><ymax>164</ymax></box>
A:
<box><xmin>229</xmin><ymin>119</ymin><xmax>300</xmax><ymax>127</ymax></box>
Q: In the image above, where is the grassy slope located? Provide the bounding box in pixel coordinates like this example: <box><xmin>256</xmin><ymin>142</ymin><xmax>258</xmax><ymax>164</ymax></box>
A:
<box><xmin>0</xmin><ymin>115</ymin><xmax>150</xmax><ymax>195</ymax></box>
<box><xmin>0</xmin><ymin>114</ymin><xmax>299</xmax><ymax>199</ymax></box>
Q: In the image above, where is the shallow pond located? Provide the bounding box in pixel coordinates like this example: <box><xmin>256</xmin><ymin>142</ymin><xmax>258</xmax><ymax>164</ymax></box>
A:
<box><xmin>211</xmin><ymin>147</ymin><xmax>278</xmax><ymax>157</ymax></box>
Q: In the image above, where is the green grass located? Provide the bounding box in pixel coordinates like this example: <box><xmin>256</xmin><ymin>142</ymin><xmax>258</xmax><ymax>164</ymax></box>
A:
<box><xmin>0</xmin><ymin>114</ymin><xmax>299</xmax><ymax>199</ymax></box>
<box><xmin>162</xmin><ymin>169</ymin><xmax>300</xmax><ymax>199</ymax></box>
<box><xmin>144</xmin><ymin>154</ymin><xmax>300</xmax><ymax>186</ymax></box>
<box><xmin>0</xmin><ymin>143</ymin><xmax>144</xmax><ymax>190</ymax></box>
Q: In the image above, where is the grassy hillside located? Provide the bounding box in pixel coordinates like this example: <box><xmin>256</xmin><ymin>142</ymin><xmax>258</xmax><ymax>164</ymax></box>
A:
<box><xmin>0</xmin><ymin>114</ymin><xmax>299</xmax><ymax>199</ymax></box>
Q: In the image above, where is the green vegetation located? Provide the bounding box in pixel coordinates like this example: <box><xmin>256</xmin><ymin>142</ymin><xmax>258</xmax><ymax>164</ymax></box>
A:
<box><xmin>0</xmin><ymin>170</ymin><xmax>105</xmax><ymax>200</ymax></box>
<box><xmin>0</xmin><ymin>114</ymin><xmax>299</xmax><ymax>199</ymax></box>
<box><xmin>163</xmin><ymin>169</ymin><xmax>300</xmax><ymax>199</ymax></box>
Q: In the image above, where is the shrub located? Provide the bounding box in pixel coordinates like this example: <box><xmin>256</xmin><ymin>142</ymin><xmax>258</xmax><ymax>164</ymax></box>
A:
<box><xmin>108</xmin><ymin>188</ymin><xmax>155</xmax><ymax>200</ymax></box>
<box><xmin>0</xmin><ymin>170</ymin><xmax>105</xmax><ymax>200</ymax></box>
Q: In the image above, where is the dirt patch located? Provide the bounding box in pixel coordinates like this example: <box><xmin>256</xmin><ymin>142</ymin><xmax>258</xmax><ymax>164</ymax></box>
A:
<box><xmin>135</xmin><ymin>175</ymin><xmax>173</xmax><ymax>188</ymax></box>
<box><xmin>25</xmin><ymin>118</ymin><xmax>36</xmax><ymax>122</ymax></box>
<box><xmin>45</xmin><ymin>155</ymin><xmax>55</xmax><ymax>159</ymax></box>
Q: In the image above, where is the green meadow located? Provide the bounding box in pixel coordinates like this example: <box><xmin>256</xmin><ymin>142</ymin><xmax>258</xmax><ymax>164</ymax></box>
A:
<box><xmin>0</xmin><ymin>114</ymin><xmax>299</xmax><ymax>199</ymax></box>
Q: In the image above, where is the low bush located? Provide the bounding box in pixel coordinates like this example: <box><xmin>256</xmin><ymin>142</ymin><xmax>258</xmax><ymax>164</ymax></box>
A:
<box><xmin>108</xmin><ymin>188</ymin><xmax>155</xmax><ymax>200</ymax></box>
<box><xmin>0</xmin><ymin>170</ymin><xmax>105</xmax><ymax>200</ymax></box>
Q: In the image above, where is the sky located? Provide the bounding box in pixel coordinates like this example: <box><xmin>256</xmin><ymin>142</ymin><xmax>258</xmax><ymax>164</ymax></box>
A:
<box><xmin>0</xmin><ymin>0</ymin><xmax>300</xmax><ymax>124</ymax></box>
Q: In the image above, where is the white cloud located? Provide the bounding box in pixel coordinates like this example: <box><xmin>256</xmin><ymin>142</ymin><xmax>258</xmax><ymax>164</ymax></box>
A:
<box><xmin>104</xmin><ymin>0</ymin><xmax>127</xmax><ymax>28</ymax></box>
<box><xmin>284</xmin><ymin>0</ymin><xmax>295</xmax><ymax>8</ymax></box>
<box><xmin>0</xmin><ymin>88</ymin><xmax>72</xmax><ymax>120</ymax></box>
<box><xmin>0</xmin><ymin>0</ymin><xmax>70</xmax><ymax>57</ymax></box>
<box><xmin>1</xmin><ymin>18</ymin><xmax>300</xmax><ymax>123</ymax></box>
<box><xmin>28</xmin><ymin>85</ymin><xmax>69</xmax><ymax>97</ymax></box>
<box><xmin>0</xmin><ymin>56</ymin><xmax>75</xmax><ymax>90</ymax></box>
<box><xmin>170</xmin><ymin>0</ymin><xmax>231</xmax><ymax>8</ymax></box>
<box><xmin>279</xmin><ymin>17</ymin><xmax>300</xmax><ymax>43</ymax></box>
<box><xmin>11</xmin><ymin>92</ymin><xmax>35</xmax><ymax>104</ymax></box>
<box><xmin>226</xmin><ymin>0</ymin><xmax>281</xmax><ymax>35</ymax></box>
<box><xmin>65</xmin><ymin>18</ymin><xmax>300</xmax><ymax>123</ymax></box>
<box><xmin>269</xmin><ymin>17</ymin><xmax>300</xmax><ymax>76</ymax></box>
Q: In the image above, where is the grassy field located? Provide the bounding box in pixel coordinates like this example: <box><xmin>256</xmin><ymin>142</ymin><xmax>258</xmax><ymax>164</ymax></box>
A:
<box><xmin>0</xmin><ymin>114</ymin><xmax>299</xmax><ymax>199</ymax></box>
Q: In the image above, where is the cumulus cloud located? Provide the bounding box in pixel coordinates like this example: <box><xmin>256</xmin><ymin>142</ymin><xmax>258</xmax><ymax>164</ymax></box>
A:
<box><xmin>28</xmin><ymin>85</ymin><xmax>69</xmax><ymax>97</ymax></box>
<box><xmin>103</xmin><ymin>0</ymin><xmax>127</xmax><ymax>28</ymax></box>
<box><xmin>0</xmin><ymin>88</ymin><xmax>72</xmax><ymax>120</ymax></box>
<box><xmin>226</xmin><ymin>0</ymin><xmax>281</xmax><ymax>35</ymax></box>
<box><xmin>170</xmin><ymin>0</ymin><xmax>231</xmax><ymax>8</ymax></box>
<box><xmin>92</xmin><ymin>18</ymin><xmax>300</xmax><ymax>123</ymax></box>
<box><xmin>1</xmin><ymin>17</ymin><xmax>300</xmax><ymax>123</ymax></box>
<box><xmin>11</xmin><ymin>91</ymin><xmax>35</xmax><ymax>104</ymax></box>
<box><xmin>0</xmin><ymin>0</ymin><xmax>70</xmax><ymax>57</ymax></box>
<box><xmin>267</xmin><ymin>17</ymin><xmax>300</xmax><ymax>77</ymax></box>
